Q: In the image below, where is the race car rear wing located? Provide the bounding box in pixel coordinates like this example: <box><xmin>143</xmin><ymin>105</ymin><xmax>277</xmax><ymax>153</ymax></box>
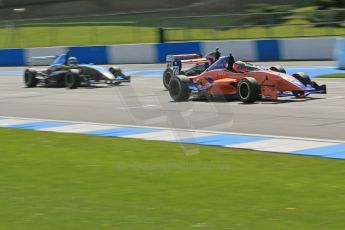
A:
<box><xmin>28</xmin><ymin>51</ymin><xmax>71</xmax><ymax>67</ymax></box>
<box><xmin>166</xmin><ymin>53</ymin><xmax>210</xmax><ymax>76</ymax></box>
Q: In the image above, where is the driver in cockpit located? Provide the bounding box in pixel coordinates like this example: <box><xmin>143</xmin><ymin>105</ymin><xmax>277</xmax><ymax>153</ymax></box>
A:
<box><xmin>232</xmin><ymin>61</ymin><xmax>247</xmax><ymax>73</ymax></box>
<box><xmin>67</xmin><ymin>57</ymin><xmax>78</xmax><ymax>66</ymax></box>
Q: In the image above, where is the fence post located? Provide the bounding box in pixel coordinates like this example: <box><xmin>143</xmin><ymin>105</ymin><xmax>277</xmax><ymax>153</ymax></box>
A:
<box><xmin>158</xmin><ymin>27</ymin><xmax>165</xmax><ymax>43</ymax></box>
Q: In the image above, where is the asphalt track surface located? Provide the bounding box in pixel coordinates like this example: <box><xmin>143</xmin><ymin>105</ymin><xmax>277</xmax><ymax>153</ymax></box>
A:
<box><xmin>0</xmin><ymin>61</ymin><xmax>344</xmax><ymax>140</ymax></box>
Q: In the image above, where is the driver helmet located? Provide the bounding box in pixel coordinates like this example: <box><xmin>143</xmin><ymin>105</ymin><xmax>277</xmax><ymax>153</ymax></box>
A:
<box><xmin>68</xmin><ymin>57</ymin><xmax>78</xmax><ymax>65</ymax></box>
<box><xmin>233</xmin><ymin>61</ymin><xmax>246</xmax><ymax>73</ymax></box>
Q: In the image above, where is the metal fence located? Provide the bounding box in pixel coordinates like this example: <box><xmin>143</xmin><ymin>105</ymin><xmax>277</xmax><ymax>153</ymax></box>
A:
<box><xmin>0</xmin><ymin>9</ymin><xmax>344</xmax><ymax>48</ymax></box>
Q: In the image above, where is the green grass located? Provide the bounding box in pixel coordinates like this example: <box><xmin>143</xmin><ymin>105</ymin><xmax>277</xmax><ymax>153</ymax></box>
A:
<box><xmin>0</xmin><ymin>9</ymin><xmax>344</xmax><ymax>48</ymax></box>
<box><xmin>317</xmin><ymin>73</ymin><xmax>345</xmax><ymax>78</ymax></box>
<box><xmin>1</xmin><ymin>128</ymin><xmax>345</xmax><ymax>229</ymax></box>
<box><xmin>1</xmin><ymin>24</ymin><xmax>344</xmax><ymax>48</ymax></box>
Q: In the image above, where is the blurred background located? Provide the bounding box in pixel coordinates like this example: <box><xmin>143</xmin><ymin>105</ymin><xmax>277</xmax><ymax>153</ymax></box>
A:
<box><xmin>0</xmin><ymin>0</ymin><xmax>344</xmax><ymax>48</ymax></box>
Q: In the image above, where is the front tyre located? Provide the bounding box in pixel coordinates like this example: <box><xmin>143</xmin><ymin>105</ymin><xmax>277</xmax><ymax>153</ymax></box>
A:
<box><xmin>237</xmin><ymin>77</ymin><xmax>260</xmax><ymax>103</ymax></box>
<box><xmin>292</xmin><ymin>72</ymin><xmax>311</xmax><ymax>86</ymax></box>
<box><xmin>169</xmin><ymin>77</ymin><xmax>191</xmax><ymax>102</ymax></box>
<box><xmin>269</xmin><ymin>65</ymin><xmax>286</xmax><ymax>74</ymax></box>
<box><xmin>163</xmin><ymin>68</ymin><xmax>173</xmax><ymax>89</ymax></box>
<box><xmin>24</xmin><ymin>69</ymin><xmax>38</xmax><ymax>87</ymax></box>
<box><xmin>65</xmin><ymin>72</ymin><xmax>80</xmax><ymax>89</ymax></box>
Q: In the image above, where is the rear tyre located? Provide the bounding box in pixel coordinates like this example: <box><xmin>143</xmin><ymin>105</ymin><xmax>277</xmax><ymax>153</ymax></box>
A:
<box><xmin>24</xmin><ymin>69</ymin><xmax>38</xmax><ymax>87</ymax></box>
<box><xmin>292</xmin><ymin>72</ymin><xmax>311</xmax><ymax>85</ymax></box>
<box><xmin>169</xmin><ymin>77</ymin><xmax>191</xmax><ymax>102</ymax></box>
<box><xmin>65</xmin><ymin>71</ymin><xmax>80</xmax><ymax>89</ymax></box>
<box><xmin>237</xmin><ymin>77</ymin><xmax>260</xmax><ymax>104</ymax></box>
<box><xmin>269</xmin><ymin>65</ymin><xmax>286</xmax><ymax>74</ymax></box>
<box><xmin>163</xmin><ymin>68</ymin><xmax>174</xmax><ymax>89</ymax></box>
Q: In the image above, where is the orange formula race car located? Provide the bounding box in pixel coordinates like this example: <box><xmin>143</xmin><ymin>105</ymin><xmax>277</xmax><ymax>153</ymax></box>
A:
<box><xmin>168</xmin><ymin>57</ymin><xmax>327</xmax><ymax>103</ymax></box>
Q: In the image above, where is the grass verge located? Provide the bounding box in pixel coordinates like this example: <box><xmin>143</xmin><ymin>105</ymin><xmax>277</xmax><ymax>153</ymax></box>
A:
<box><xmin>1</xmin><ymin>128</ymin><xmax>345</xmax><ymax>229</ymax></box>
<box><xmin>316</xmin><ymin>73</ymin><xmax>345</xmax><ymax>78</ymax></box>
<box><xmin>0</xmin><ymin>10</ymin><xmax>344</xmax><ymax>48</ymax></box>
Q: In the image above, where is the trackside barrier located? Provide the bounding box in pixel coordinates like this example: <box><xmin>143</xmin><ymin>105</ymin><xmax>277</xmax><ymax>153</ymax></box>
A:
<box><xmin>0</xmin><ymin>37</ymin><xmax>341</xmax><ymax>66</ymax></box>
<box><xmin>0</xmin><ymin>49</ymin><xmax>25</xmax><ymax>66</ymax></box>
<box><xmin>335</xmin><ymin>38</ymin><xmax>345</xmax><ymax>69</ymax></box>
<box><xmin>69</xmin><ymin>46</ymin><xmax>108</xmax><ymax>64</ymax></box>
<box><xmin>280</xmin><ymin>38</ymin><xmax>336</xmax><ymax>60</ymax></box>
<box><xmin>156</xmin><ymin>42</ymin><xmax>202</xmax><ymax>63</ymax></box>
<box><xmin>26</xmin><ymin>47</ymin><xmax>68</xmax><ymax>66</ymax></box>
<box><xmin>107</xmin><ymin>44</ymin><xmax>157</xmax><ymax>64</ymax></box>
<box><xmin>201</xmin><ymin>40</ymin><xmax>256</xmax><ymax>61</ymax></box>
<box><xmin>256</xmin><ymin>40</ymin><xmax>280</xmax><ymax>61</ymax></box>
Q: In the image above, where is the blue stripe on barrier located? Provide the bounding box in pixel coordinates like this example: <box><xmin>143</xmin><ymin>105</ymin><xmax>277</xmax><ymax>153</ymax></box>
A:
<box><xmin>292</xmin><ymin>144</ymin><xmax>345</xmax><ymax>159</ymax></box>
<box><xmin>0</xmin><ymin>49</ymin><xmax>25</xmax><ymax>66</ymax></box>
<box><xmin>156</xmin><ymin>42</ymin><xmax>201</xmax><ymax>63</ymax></box>
<box><xmin>178</xmin><ymin>134</ymin><xmax>269</xmax><ymax>146</ymax></box>
<box><xmin>86</xmin><ymin>127</ymin><xmax>160</xmax><ymax>137</ymax></box>
<box><xmin>6</xmin><ymin>121</ymin><xmax>75</xmax><ymax>130</ymax></box>
<box><xmin>69</xmin><ymin>46</ymin><xmax>108</xmax><ymax>64</ymax></box>
<box><xmin>256</xmin><ymin>40</ymin><xmax>280</xmax><ymax>61</ymax></box>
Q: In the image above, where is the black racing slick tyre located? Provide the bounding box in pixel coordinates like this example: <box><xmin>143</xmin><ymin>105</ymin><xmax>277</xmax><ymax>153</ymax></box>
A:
<box><xmin>269</xmin><ymin>65</ymin><xmax>286</xmax><ymax>74</ymax></box>
<box><xmin>163</xmin><ymin>68</ymin><xmax>174</xmax><ymax>89</ymax></box>
<box><xmin>24</xmin><ymin>69</ymin><xmax>38</xmax><ymax>87</ymax></box>
<box><xmin>237</xmin><ymin>77</ymin><xmax>260</xmax><ymax>104</ymax></box>
<box><xmin>292</xmin><ymin>72</ymin><xmax>311</xmax><ymax>86</ymax></box>
<box><xmin>169</xmin><ymin>77</ymin><xmax>191</xmax><ymax>102</ymax></box>
<box><xmin>65</xmin><ymin>71</ymin><xmax>80</xmax><ymax>89</ymax></box>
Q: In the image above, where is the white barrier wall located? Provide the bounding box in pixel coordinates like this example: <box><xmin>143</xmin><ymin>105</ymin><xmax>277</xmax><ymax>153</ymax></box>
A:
<box><xmin>280</xmin><ymin>37</ymin><xmax>336</xmax><ymax>60</ymax></box>
<box><xmin>26</xmin><ymin>46</ymin><xmax>68</xmax><ymax>66</ymax></box>
<box><xmin>15</xmin><ymin>37</ymin><xmax>339</xmax><ymax>67</ymax></box>
<box><xmin>107</xmin><ymin>44</ymin><xmax>157</xmax><ymax>64</ymax></box>
<box><xmin>201</xmin><ymin>40</ymin><xmax>257</xmax><ymax>61</ymax></box>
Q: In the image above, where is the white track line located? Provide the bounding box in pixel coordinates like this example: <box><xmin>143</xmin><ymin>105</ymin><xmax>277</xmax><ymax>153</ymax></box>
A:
<box><xmin>125</xmin><ymin>130</ymin><xmax>214</xmax><ymax>141</ymax></box>
<box><xmin>0</xmin><ymin>118</ymin><xmax>40</xmax><ymax>127</ymax></box>
<box><xmin>226</xmin><ymin>139</ymin><xmax>337</xmax><ymax>153</ymax></box>
<box><xmin>1</xmin><ymin>115</ymin><xmax>345</xmax><ymax>144</ymax></box>
<box><xmin>39</xmin><ymin>124</ymin><xmax>120</xmax><ymax>133</ymax></box>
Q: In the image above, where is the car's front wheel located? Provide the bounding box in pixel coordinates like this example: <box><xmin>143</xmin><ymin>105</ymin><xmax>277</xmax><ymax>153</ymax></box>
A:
<box><xmin>237</xmin><ymin>77</ymin><xmax>260</xmax><ymax>103</ymax></box>
<box><xmin>24</xmin><ymin>69</ymin><xmax>38</xmax><ymax>88</ymax></box>
<box><xmin>269</xmin><ymin>65</ymin><xmax>286</xmax><ymax>74</ymax></box>
<box><xmin>65</xmin><ymin>71</ymin><xmax>80</xmax><ymax>89</ymax></box>
<box><xmin>169</xmin><ymin>77</ymin><xmax>191</xmax><ymax>102</ymax></box>
<box><xmin>292</xmin><ymin>72</ymin><xmax>311</xmax><ymax>86</ymax></box>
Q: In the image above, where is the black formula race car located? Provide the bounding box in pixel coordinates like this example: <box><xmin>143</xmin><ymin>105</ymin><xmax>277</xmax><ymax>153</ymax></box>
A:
<box><xmin>24</xmin><ymin>52</ymin><xmax>130</xmax><ymax>89</ymax></box>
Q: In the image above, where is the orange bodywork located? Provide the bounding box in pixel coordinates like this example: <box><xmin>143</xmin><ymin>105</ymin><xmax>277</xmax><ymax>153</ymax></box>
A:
<box><xmin>188</xmin><ymin>68</ymin><xmax>308</xmax><ymax>100</ymax></box>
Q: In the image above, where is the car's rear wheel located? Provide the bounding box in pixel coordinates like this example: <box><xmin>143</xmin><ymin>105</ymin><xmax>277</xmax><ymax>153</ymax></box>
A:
<box><xmin>65</xmin><ymin>72</ymin><xmax>80</xmax><ymax>89</ymax></box>
<box><xmin>163</xmin><ymin>68</ymin><xmax>173</xmax><ymax>89</ymax></box>
<box><xmin>237</xmin><ymin>77</ymin><xmax>260</xmax><ymax>103</ymax></box>
<box><xmin>269</xmin><ymin>65</ymin><xmax>286</xmax><ymax>74</ymax></box>
<box><xmin>24</xmin><ymin>69</ymin><xmax>38</xmax><ymax>88</ymax></box>
<box><xmin>169</xmin><ymin>77</ymin><xmax>191</xmax><ymax>102</ymax></box>
<box><xmin>292</xmin><ymin>72</ymin><xmax>311</xmax><ymax>85</ymax></box>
